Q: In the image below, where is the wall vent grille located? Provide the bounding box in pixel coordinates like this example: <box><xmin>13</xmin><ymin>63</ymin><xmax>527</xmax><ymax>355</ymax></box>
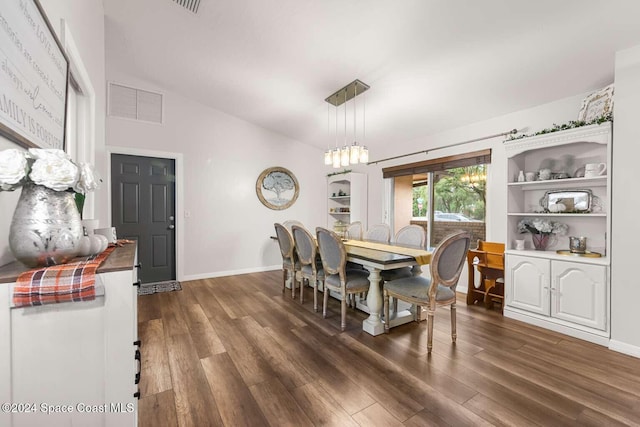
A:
<box><xmin>108</xmin><ymin>82</ymin><xmax>163</xmax><ymax>124</ymax></box>
<box><xmin>172</xmin><ymin>0</ymin><xmax>201</xmax><ymax>14</ymax></box>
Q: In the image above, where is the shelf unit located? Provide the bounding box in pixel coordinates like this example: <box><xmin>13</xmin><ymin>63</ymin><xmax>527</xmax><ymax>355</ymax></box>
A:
<box><xmin>503</xmin><ymin>122</ymin><xmax>612</xmax><ymax>345</ymax></box>
<box><xmin>327</xmin><ymin>172</ymin><xmax>367</xmax><ymax>232</ymax></box>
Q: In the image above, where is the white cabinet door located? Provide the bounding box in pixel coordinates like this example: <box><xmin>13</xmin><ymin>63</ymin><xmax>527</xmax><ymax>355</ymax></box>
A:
<box><xmin>551</xmin><ymin>260</ymin><xmax>607</xmax><ymax>330</ymax></box>
<box><xmin>506</xmin><ymin>254</ymin><xmax>550</xmax><ymax>315</ymax></box>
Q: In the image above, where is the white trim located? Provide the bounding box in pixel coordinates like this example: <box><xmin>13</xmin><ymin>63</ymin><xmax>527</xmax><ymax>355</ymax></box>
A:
<box><xmin>106</xmin><ymin>146</ymin><xmax>184</xmax><ymax>282</ymax></box>
<box><xmin>60</xmin><ymin>19</ymin><xmax>96</xmax><ymax>218</ymax></box>
<box><xmin>608</xmin><ymin>339</ymin><xmax>640</xmax><ymax>359</ymax></box>
<box><xmin>504</xmin><ymin>307</ymin><xmax>610</xmax><ymax>347</ymax></box>
<box><xmin>181</xmin><ymin>265</ymin><xmax>282</xmax><ymax>282</ymax></box>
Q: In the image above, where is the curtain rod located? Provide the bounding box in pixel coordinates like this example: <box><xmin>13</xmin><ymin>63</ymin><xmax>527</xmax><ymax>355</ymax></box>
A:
<box><xmin>366</xmin><ymin>128</ymin><xmax>518</xmax><ymax>165</ymax></box>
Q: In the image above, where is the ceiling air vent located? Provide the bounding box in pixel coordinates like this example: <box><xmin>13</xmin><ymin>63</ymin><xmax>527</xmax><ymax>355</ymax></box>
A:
<box><xmin>172</xmin><ymin>0</ymin><xmax>201</xmax><ymax>14</ymax></box>
<box><xmin>108</xmin><ymin>82</ymin><xmax>163</xmax><ymax>124</ymax></box>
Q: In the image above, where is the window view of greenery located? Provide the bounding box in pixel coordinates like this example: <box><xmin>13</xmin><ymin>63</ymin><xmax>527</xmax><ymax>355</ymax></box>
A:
<box><xmin>412</xmin><ymin>165</ymin><xmax>486</xmax><ymax>221</ymax></box>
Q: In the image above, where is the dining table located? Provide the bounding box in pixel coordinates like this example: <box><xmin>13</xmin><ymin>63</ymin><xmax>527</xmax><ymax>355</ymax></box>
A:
<box><xmin>343</xmin><ymin>240</ymin><xmax>432</xmax><ymax>336</ymax></box>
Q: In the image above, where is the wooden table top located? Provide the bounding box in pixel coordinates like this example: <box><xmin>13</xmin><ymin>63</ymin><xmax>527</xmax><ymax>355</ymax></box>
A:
<box><xmin>0</xmin><ymin>242</ymin><xmax>137</xmax><ymax>284</ymax></box>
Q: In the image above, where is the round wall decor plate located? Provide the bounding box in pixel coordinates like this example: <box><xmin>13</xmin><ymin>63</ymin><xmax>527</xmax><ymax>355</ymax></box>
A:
<box><xmin>256</xmin><ymin>166</ymin><xmax>299</xmax><ymax>210</ymax></box>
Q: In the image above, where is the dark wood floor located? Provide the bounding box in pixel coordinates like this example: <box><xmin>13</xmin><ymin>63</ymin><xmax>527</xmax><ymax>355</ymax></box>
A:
<box><xmin>137</xmin><ymin>270</ymin><xmax>640</xmax><ymax>427</ymax></box>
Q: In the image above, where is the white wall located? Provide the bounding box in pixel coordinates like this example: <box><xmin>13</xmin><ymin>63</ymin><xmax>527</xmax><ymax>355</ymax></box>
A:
<box><xmin>365</xmin><ymin>93</ymin><xmax>590</xmax><ymax>242</ymax></box>
<box><xmin>610</xmin><ymin>44</ymin><xmax>640</xmax><ymax>357</ymax></box>
<box><xmin>105</xmin><ymin>70</ymin><xmax>327</xmax><ymax>280</ymax></box>
<box><xmin>0</xmin><ymin>0</ymin><xmax>105</xmax><ymax>266</ymax></box>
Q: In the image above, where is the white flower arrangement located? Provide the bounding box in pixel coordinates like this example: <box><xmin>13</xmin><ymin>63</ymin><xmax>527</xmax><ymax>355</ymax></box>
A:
<box><xmin>518</xmin><ymin>217</ymin><xmax>568</xmax><ymax>235</ymax></box>
<box><xmin>0</xmin><ymin>148</ymin><xmax>100</xmax><ymax>215</ymax></box>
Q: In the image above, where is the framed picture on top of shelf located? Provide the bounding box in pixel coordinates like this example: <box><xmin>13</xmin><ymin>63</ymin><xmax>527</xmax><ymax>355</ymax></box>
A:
<box><xmin>0</xmin><ymin>0</ymin><xmax>69</xmax><ymax>150</ymax></box>
<box><xmin>256</xmin><ymin>166</ymin><xmax>299</xmax><ymax>210</ymax></box>
<box><xmin>578</xmin><ymin>84</ymin><xmax>614</xmax><ymax>122</ymax></box>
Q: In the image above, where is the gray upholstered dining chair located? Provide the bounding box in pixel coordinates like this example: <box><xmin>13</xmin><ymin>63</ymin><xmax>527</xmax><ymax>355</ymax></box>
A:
<box><xmin>381</xmin><ymin>224</ymin><xmax>427</xmax><ymax>282</ymax></box>
<box><xmin>345</xmin><ymin>221</ymin><xmax>363</xmax><ymax>240</ymax></box>
<box><xmin>316</xmin><ymin>227</ymin><xmax>371</xmax><ymax>331</ymax></box>
<box><xmin>364</xmin><ymin>223</ymin><xmax>391</xmax><ymax>244</ymax></box>
<box><xmin>292</xmin><ymin>225</ymin><xmax>323</xmax><ymax>311</ymax></box>
<box><xmin>283</xmin><ymin>220</ymin><xmax>304</xmax><ymax>233</ymax></box>
<box><xmin>394</xmin><ymin>224</ymin><xmax>426</xmax><ymax>248</ymax></box>
<box><xmin>274</xmin><ymin>223</ymin><xmax>300</xmax><ymax>299</ymax></box>
<box><xmin>383</xmin><ymin>231</ymin><xmax>471</xmax><ymax>354</ymax></box>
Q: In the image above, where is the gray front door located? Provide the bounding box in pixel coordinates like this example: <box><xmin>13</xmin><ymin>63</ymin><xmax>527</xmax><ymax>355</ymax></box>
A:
<box><xmin>111</xmin><ymin>154</ymin><xmax>176</xmax><ymax>284</ymax></box>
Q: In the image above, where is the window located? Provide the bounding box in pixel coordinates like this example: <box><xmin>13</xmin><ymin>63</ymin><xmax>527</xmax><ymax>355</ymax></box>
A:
<box><xmin>386</xmin><ymin>150</ymin><xmax>489</xmax><ymax>248</ymax></box>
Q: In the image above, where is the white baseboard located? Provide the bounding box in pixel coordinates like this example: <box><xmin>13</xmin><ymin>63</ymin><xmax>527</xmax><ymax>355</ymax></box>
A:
<box><xmin>180</xmin><ymin>265</ymin><xmax>281</xmax><ymax>282</ymax></box>
<box><xmin>609</xmin><ymin>339</ymin><xmax>640</xmax><ymax>359</ymax></box>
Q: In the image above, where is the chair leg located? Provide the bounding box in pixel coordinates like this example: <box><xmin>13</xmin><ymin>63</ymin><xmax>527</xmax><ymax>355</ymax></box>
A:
<box><xmin>290</xmin><ymin>270</ymin><xmax>296</xmax><ymax>299</ymax></box>
<box><xmin>299</xmin><ymin>277</ymin><xmax>305</xmax><ymax>304</ymax></box>
<box><xmin>427</xmin><ymin>305</ymin><xmax>435</xmax><ymax>354</ymax></box>
<box><xmin>313</xmin><ymin>280</ymin><xmax>319</xmax><ymax>312</ymax></box>
<box><xmin>341</xmin><ymin>293</ymin><xmax>347</xmax><ymax>331</ymax></box>
<box><xmin>383</xmin><ymin>291</ymin><xmax>390</xmax><ymax>334</ymax></box>
<box><xmin>323</xmin><ymin>287</ymin><xmax>329</xmax><ymax>318</ymax></box>
<box><xmin>282</xmin><ymin>269</ymin><xmax>287</xmax><ymax>294</ymax></box>
<box><xmin>451</xmin><ymin>302</ymin><xmax>457</xmax><ymax>343</ymax></box>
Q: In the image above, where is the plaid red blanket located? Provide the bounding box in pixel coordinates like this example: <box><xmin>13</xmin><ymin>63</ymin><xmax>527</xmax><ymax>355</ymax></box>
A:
<box><xmin>13</xmin><ymin>245</ymin><xmax>117</xmax><ymax>308</ymax></box>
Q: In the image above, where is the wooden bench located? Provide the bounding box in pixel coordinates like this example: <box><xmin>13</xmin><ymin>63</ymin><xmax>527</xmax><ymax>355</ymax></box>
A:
<box><xmin>466</xmin><ymin>240</ymin><xmax>505</xmax><ymax>312</ymax></box>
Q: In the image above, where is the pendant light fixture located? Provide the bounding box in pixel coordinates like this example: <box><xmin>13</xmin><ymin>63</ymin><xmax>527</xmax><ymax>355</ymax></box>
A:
<box><xmin>324</xmin><ymin>79</ymin><xmax>370</xmax><ymax>168</ymax></box>
<box><xmin>324</xmin><ymin>103</ymin><xmax>332</xmax><ymax>165</ymax></box>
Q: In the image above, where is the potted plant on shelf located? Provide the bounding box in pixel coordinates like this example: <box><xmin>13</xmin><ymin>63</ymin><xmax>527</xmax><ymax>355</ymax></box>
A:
<box><xmin>517</xmin><ymin>217</ymin><xmax>568</xmax><ymax>250</ymax></box>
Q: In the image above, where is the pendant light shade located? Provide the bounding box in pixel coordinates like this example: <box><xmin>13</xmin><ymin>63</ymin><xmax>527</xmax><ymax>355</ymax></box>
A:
<box><xmin>359</xmin><ymin>146</ymin><xmax>369</xmax><ymax>163</ymax></box>
<box><xmin>324</xmin><ymin>150</ymin><xmax>332</xmax><ymax>165</ymax></box>
<box><xmin>332</xmin><ymin>148</ymin><xmax>341</xmax><ymax>168</ymax></box>
<box><xmin>324</xmin><ymin>80</ymin><xmax>370</xmax><ymax>167</ymax></box>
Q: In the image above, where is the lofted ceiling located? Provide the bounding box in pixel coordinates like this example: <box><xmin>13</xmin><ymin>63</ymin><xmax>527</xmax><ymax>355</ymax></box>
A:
<box><xmin>103</xmin><ymin>0</ymin><xmax>640</xmax><ymax>152</ymax></box>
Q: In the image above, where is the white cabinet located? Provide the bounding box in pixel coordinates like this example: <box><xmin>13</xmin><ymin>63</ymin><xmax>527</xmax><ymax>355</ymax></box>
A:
<box><xmin>503</xmin><ymin>123</ymin><xmax>611</xmax><ymax>345</ymax></box>
<box><xmin>0</xmin><ymin>245</ymin><xmax>139</xmax><ymax>427</ymax></box>
<box><xmin>327</xmin><ymin>172</ymin><xmax>367</xmax><ymax>231</ymax></box>
<box><xmin>506</xmin><ymin>255</ymin><xmax>549</xmax><ymax>316</ymax></box>
<box><xmin>506</xmin><ymin>254</ymin><xmax>607</xmax><ymax>334</ymax></box>
<box><xmin>552</xmin><ymin>260</ymin><xmax>606</xmax><ymax>330</ymax></box>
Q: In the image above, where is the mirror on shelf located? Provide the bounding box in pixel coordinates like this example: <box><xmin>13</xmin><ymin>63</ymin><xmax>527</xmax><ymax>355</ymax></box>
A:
<box><xmin>539</xmin><ymin>189</ymin><xmax>592</xmax><ymax>213</ymax></box>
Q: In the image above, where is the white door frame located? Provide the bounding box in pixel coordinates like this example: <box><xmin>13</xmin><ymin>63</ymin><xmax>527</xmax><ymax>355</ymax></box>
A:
<box><xmin>106</xmin><ymin>146</ymin><xmax>184</xmax><ymax>282</ymax></box>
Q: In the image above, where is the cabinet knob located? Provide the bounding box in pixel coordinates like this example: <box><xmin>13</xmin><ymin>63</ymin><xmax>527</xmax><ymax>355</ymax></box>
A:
<box><xmin>133</xmin><ymin>340</ymin><xmax>141</xmax><ymax>346</ymax></box>
<box><xmin>135</xmin><ymin>262</ymin><xmax>142</xmax><ymax>270</ymax></box>
<box><xmin>133</xmin><ymin>280</ymin><xmax>141</xmax><ymax>288</ymax></box>
<box><xmin>133</xmin><ymin>390</ymin><xmax>140</xmax><ymax>399</ymax></box>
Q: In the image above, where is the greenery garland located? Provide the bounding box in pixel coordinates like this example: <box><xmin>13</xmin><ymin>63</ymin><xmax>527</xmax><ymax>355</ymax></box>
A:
<box><xmin>326</xmin><ymin>168</ymin><xmax>352</xmax><ymax>177</ymax></box>
<box><xmin>507</xmin><ymin>112</ymin><xmax>612</xmax><ymax>141</ymax></box>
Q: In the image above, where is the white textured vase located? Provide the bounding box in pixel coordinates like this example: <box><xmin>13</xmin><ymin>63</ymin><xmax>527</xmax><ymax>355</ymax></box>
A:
<box><xmin>9</xmin><ymin>183</ymin><xmax>83</xmax><ymax>267</ymax></box>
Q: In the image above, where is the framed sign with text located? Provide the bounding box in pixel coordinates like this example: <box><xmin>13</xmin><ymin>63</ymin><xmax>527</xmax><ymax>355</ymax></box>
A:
<box><xmin>0</xmin><ymin>0</ymin><xmax>69</xmax><ymax>150</ymax></box>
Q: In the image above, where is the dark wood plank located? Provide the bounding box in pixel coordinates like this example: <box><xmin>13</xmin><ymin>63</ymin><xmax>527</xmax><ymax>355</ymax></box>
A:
<box><xmin>139</xmin><ymin>319</ymin><xmax>172</xmax><ymax>396</ymax></box>
<box><xmin>201</xmin><ymin>353</ymin><xmax>270</xmax><ymax>427</ymax></box>
<box><xmin>165</xmin><ymin>333</ymin><xmax>224</xmax><ymax>426</ymax></box>
<box><xmin>181</xmin><ymin>303</ymin><xmax>226</xmax><ymax>359</ymax></box>
<box><xmin>249</xmin><ymin>378</ymin><xmax>314</xmax><ymax>426</ymax></box>
<box><xmin>138</xmin><ymin>389</ymin><xmax>178</xmax><ymax>427</ymax></box>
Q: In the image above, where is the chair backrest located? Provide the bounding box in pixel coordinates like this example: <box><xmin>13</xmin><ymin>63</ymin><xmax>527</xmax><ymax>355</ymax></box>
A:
<box><xmin>430</xmin><ymin>231</ymin><xmax>472</xmax><ymax>291</ymax></box>
<box><xmin>292</xmin><ymin>225</ymin><xmax>316</xmax><ymax>266</ymax></box>
<box><xmin>345</xmin><ymin>221</ymin><xmax>363</xmax><ymax>240</ymax></box>
<box><xmin>274</xmin><ymin>223</ymin><xmax>295</xmax><ymax>261</ymax></box>
<box><xmin>283</xmin><ymin>220</ymin><xmax>304</xmax><ymax>233</ymax></box>
<box><xmin>394</xmin><ymin>225</ymin><xmax>426</xmax><ymax>248</ymax></box>
<box><xmin>316</xmin><ymin>227</ymin><xmax>346</xmax><ymax>277</ymax></box>
<box><xmin>364</xmin><ymin>223</ymin><xmax>391</xmax><ymax>244</ymax></box>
